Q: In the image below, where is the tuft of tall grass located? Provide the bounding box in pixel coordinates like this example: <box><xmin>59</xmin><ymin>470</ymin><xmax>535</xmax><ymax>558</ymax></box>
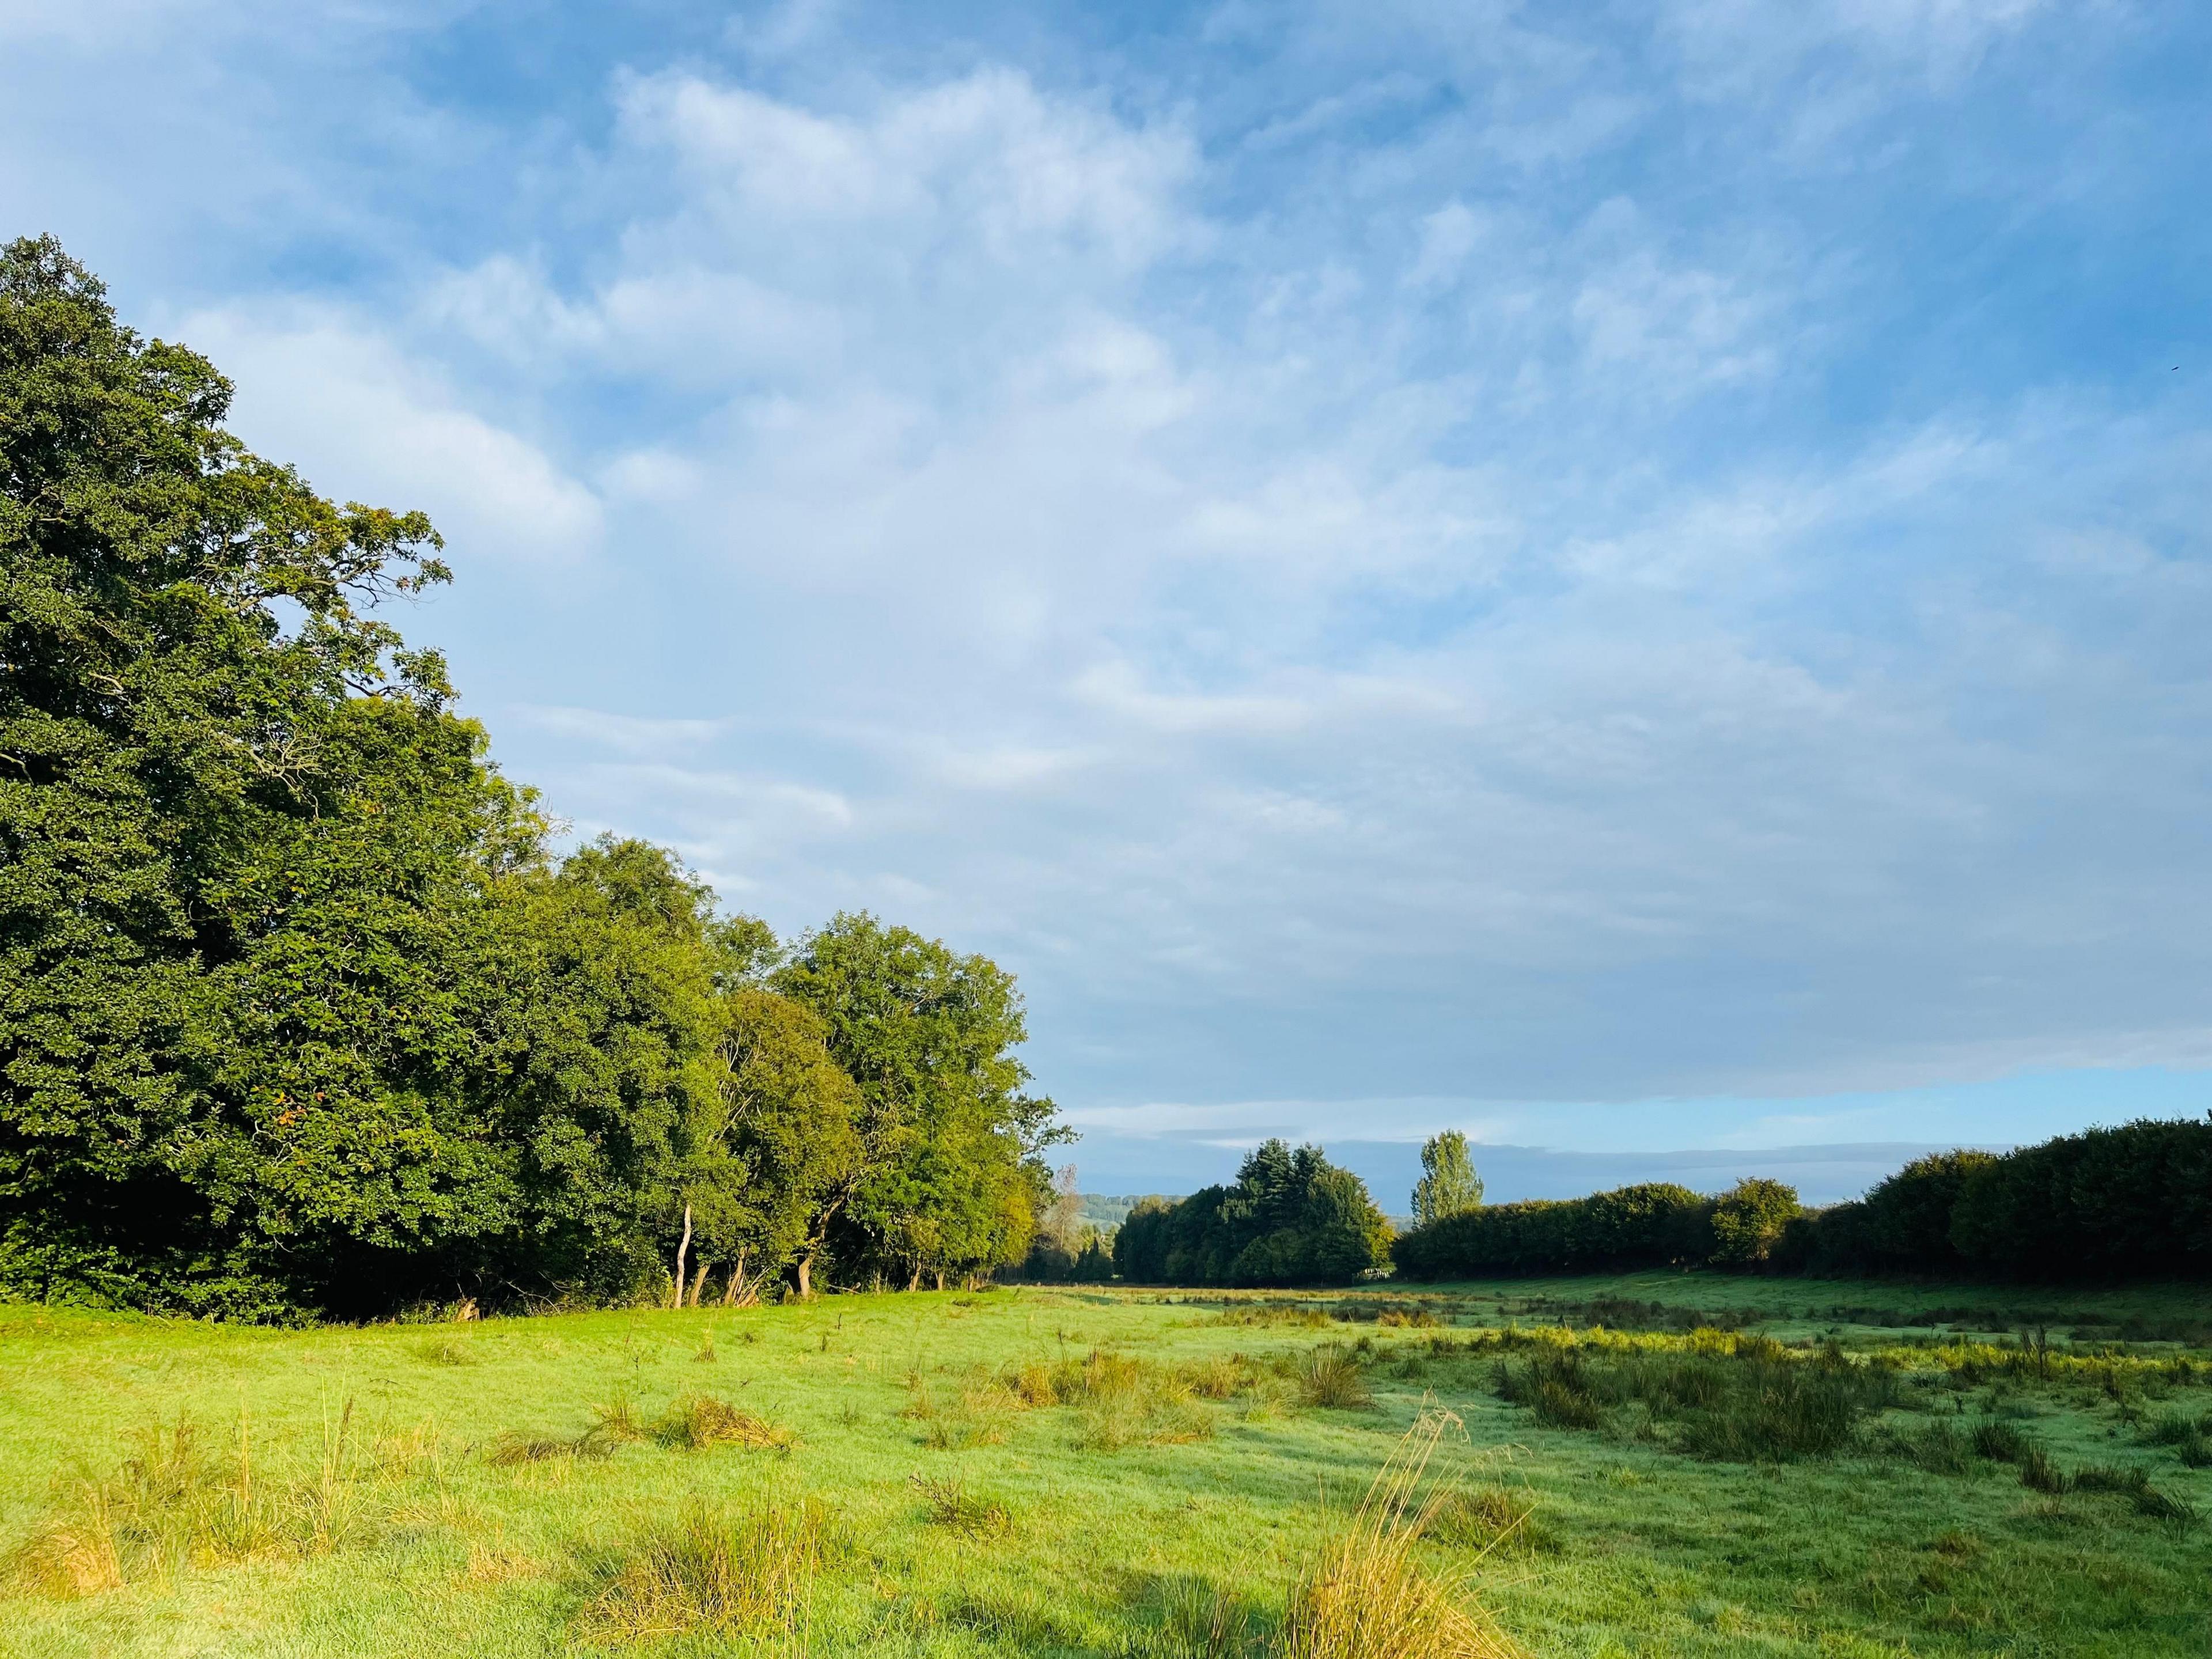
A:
<box><xmin>1425</xmin><ymin>1487</ymin><xmax>1561</xmax><ymax>1558</ymax></box>
<box><xmin>2143</xmin><ymin>1408</ymin><xmax>2212</xmax><ymax>1469</ymax></box>
<box><xmin>1148</xmin><ymin>1574</ymin><xmax>1260</xmax><ymax>1659</ymax></box>
<box><xmin>652</xmin><ymin>1395</ymin><xmax>797</xmax><ymax>1453</ymax></box>
<box><xmin>1280</xmin><ymin>1411</ymin><xmax>1524</xmax><ymax>1659</ymax></box>
<box><xmin>910</xmin><ymin>1472</ymin><xmax>1012</xmax><ymax>1535</ymax></box>
<box><xmin>2016</xmin><ymin>1444</ymin><xmax>2068</xmax><ymax>1494</ymax></box>
<box><xmin>485</xmin><ymin>1428</ymin><xmax>616</xmax><ymax>1467</ymax></box>
<box><xmin>414</xmin><ymin>1336</ymin><xmax>479</xmax><ymax>1366</ymax></box>
<box><xmin>1971</xmin><ymin>1419</ymin><xmax>2031</xmax><ymax>1463</ymax></box>
<box><xmin>12</xmin><ymin>1403</ymin><xmax>383</xmax><ymax>1598</ymax></box>
<box><xmin>1298</xmin><ymin>1345</ymin><xmax>1375</xmax><ymax>1411</ymax></box>
<box><xmin>907</xmin><ymin>1376</ymin><xmax>1019</xmax><ymax>1449</ymax></box>
<box><xmin>576</xmin><ymin>1496</ymin><xmax>825</xmax><ymax>1644</ymax></box>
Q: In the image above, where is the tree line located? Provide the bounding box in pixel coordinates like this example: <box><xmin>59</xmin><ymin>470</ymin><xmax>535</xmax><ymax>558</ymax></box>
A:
<box><xmin>0</xmin><ymin>237</ymin><xmax>1064</xmax><ymax>1320</ymax></box>
<box><xmin>1392</xmin><ymin>1118</ymin><xmax>2212</xmax><ymax>1283</ymax></box>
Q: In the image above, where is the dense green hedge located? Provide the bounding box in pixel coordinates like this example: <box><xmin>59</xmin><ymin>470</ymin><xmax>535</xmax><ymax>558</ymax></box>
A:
<box><xmin>1390</xmin><ymin>1181</ymin><xmax>1717</xmax><ymax>1278</ymax></box>
<box><xmin>1392</xmin><ymin>1118</ymin><xmax>2211</xmax><ymax>1282</ymax></box>
<box><xmin>1781</xmin><ymin>1119</ymin><xmax>2210</xmax><ymax>1281</ymax></box>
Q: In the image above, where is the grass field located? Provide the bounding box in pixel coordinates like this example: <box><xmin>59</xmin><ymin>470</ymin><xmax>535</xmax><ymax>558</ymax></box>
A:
<box><xmin>2</xmin><ymin>1272</ymin><xmax>2207</xmax><ymax>1658</ymax></box>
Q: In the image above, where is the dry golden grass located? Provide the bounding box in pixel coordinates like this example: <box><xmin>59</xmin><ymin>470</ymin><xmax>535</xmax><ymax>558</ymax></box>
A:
<box><xmin>9</xmin><ymin>1491</ymin><xmax>125</xmax><ymax>1599</ymax></box>
<box><xmin>1280</xmin><ymin>1412</ymin><xmax>1525</xmax><ymax>1659</ymax></box>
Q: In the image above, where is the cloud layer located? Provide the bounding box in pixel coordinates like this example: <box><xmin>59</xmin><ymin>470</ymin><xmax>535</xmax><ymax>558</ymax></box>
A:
<box><xmin>6</xmin><ymin>0</ymin><xmax>2209</xmax><ymax>1173</ymax></box>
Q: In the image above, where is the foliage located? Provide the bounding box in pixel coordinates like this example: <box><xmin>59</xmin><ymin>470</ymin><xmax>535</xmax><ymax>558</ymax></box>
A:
<box><xmin>0</xmin><ymin>238</ymin><xmax>1062</xmax><ymax>1317</ymax></box>
<box><xmin>1775</xmin><ymin>1120</ymin><xmax>2211</xmax><ymax>1282</ymax></box>
<box><xmin>1113</xmin><ymin>1141</ymin><xmax>1393</xmax><ymax>1287</ymax></box>
<box><xmin>776</xmin><ymin>912</ymin><xmax>1065</xmax><ymax>1290</ymax></box>
<box><xmin>1392</xmin><ymin>1183</ymin><xmax>1714</xmax><ymax>1279</ymax></box>
<box><xmin>1707</xmin><ymin>1179</ymin><xmax>1801</xmax><ymax>1267</ymax></box>
<box><xmin>1412</xmin><ymin>1131</ymin><xmax>1484</xmax><ymax>1229</ymax></box>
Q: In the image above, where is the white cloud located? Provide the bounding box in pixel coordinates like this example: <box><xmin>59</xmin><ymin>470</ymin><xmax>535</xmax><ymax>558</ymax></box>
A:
<box><xmin>179</xmin><ymin>307</ymin><xmax>603</xmax><ymax>566</ymax></box>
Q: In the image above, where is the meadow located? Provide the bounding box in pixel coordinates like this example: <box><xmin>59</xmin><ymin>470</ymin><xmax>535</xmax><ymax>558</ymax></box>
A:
<box><xmin>2</xmin><ymin>1273</ymin><xmax>2207</xmax><ymax>1658</ymax></box>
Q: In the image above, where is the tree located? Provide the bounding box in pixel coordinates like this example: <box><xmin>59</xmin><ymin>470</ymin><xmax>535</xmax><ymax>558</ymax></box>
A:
<box><xmin>1411</xmin><ymin>1131</ymin><xmax>1483</xmax><ymax>1228</ymax></box>
<box><xmin>0</xmin><ymin>233</ymin><xmax>530</xmax><ymax>1317</ymax></box>
<box><xmin>672</xmin><ymin>987</ymin><xmax>861</xmax><ymax>1302</ymax></box>
<box><xmin>775</xmin><ymin>913</ymin><xmax>1066</xmax><ymax>1289</ymax></box>
<box><xmin>1110</xmin><ymin>1142</ymin><xmax>1390</xmax><ymax>1287</ymax></box>
<box><xmin>1709</xmin><ymin>1179</ymin><xmax>1801</xmax><ymax>1267</ymax></box>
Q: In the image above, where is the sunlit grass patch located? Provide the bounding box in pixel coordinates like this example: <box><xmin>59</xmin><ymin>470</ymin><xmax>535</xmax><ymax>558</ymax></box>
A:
<box><xmin>10</xmin><ymin>1402</ymin><xmax>384</xmax><ymax>1597</ymax></box>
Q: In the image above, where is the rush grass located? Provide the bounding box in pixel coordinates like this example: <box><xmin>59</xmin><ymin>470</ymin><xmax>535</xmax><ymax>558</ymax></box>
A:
<box><xmin>1</xmin><ymin>1274</ymin><xmax>2208</xmax><ymax>1658</ymax></box>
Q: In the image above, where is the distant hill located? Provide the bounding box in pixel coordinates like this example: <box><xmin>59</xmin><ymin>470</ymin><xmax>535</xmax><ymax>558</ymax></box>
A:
<box><xmin>1077</xmin><ymin>1194</ymin><xmax>1171</xmax><ymax>1232</ymax></box>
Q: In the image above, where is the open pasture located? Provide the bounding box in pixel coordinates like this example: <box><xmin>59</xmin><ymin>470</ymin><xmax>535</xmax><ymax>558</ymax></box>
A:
<box><xmin>2</xmin><ymin>1274</ymin><xmax>2207</xmax><ymax>1658</ymax></box>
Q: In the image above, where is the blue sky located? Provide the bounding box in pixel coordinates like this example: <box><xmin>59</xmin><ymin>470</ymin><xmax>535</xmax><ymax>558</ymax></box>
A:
<box><xmin>7</xmin><ymin>1</ymin><xmax>2210</xmax><ymax>1201</ymax></box>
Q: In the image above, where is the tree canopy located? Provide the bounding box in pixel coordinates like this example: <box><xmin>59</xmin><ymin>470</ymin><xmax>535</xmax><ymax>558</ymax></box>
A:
<box><xmin>0</xmin><ymin>236</ymin><xmax>1060</xmax><ymax>1319</ymax></box>
<box><xmin>1112</xmin><ymin>1140</ymin><xmax>1392</xmax><ymax>1287</ymax></box>
<box><xmin>1411</xmin><ymin>1130</ymin><xmax>1483</xmax><ymax>1228</ymax></box>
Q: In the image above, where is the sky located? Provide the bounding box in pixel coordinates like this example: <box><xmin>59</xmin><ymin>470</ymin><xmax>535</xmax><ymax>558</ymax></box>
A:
<box><xmin>6</xmin><ymin>1</ymin><xmax>2210</xmax><ymax>1204</ymax></box>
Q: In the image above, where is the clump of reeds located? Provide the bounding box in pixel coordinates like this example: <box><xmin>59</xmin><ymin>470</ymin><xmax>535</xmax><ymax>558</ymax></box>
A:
<box><xmin>1298</xmin><ymin>1345</ymin><xmax>1374</xmax><ymax>1411</ymax></box>
<box><xmin>907</xmin><ymin>1374</ymin><xmax>1018</xmax><ymax>1449</ymax></box>
<box><xmin>1280</xmin><ymin>1411</ymin><xmax>1524</xmax><ymax>1659</ymax></box>
<box><xmin>910</xmin><ymin>1472</ymin><xmax>1012</xmax><ymax>1535</ymax></box>
<box><xmin>652</xmin><ymin>1395</ymin><xmax>797</xmax><ymax>1453</ymax></box>
<box><xmin>1424</xmin><ymin>1486</ymin><xmax>1559</xmax><ymax>1558</ymax></box>
<box><xmin>576</xmin><ymin>1497</ymin><xmax>825</xmax><ymax>1644</ymax></box>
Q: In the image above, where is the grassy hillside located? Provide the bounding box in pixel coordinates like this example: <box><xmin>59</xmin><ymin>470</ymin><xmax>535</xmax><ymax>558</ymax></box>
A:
<box><xmin>2</xmin><ymin>1274</ymin><xmax>2207</xmax><ymax>1657</ymax></box>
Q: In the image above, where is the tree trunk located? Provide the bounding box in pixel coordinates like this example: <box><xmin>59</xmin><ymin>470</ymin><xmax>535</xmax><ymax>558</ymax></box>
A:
<box><xmin>671</xmin><ymin>1203</ymin><xmax>692</xmax><ymax>1312</ymax></box>
<box><xmin>688</xmin><ymin>1259</ymin><xmax>709</xmax><ymax>1307</ymax></box>
<box><xmin>906</xmin><ymin>1263</ymin><xmax>922</xmax><ymax>1293</ymax></box>
<box><xmin>934</xmin><ymin>1269</ymin><xmax>945</xmax><ymax>1293</ymax></box>
<box><xmin>796</xmin><ymin>1253</ymin><xmax>813</xmax><ymax>1300</ymax></box>
<box><xmin>721</xmin><ymin>1248</ymin><xmax>747</xmax><ymax>1306</ymax></box>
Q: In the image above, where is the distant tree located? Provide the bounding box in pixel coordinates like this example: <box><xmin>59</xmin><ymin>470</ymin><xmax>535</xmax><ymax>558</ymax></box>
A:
<box><xmin>1411</xmin><ymin>1131</ymin><xmax>1484</xmax><ymax>1228</ymax></box>
<box><xmin>1709</xmin><ymin>1179</ymin><xmax>1801</xmax><ymax>1267</ymax></box>
<box><xmin>1109</xmin><ymin>1142</ymin><xmax>1390</xmax><ymax>1287</ymax></box>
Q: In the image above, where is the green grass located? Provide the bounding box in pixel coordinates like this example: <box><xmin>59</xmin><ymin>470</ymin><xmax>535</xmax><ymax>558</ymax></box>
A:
<box><xmin>0</xmin><ymin>1274</ymin><xmax>2207</xmax><ymax>1657</ymax></box>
